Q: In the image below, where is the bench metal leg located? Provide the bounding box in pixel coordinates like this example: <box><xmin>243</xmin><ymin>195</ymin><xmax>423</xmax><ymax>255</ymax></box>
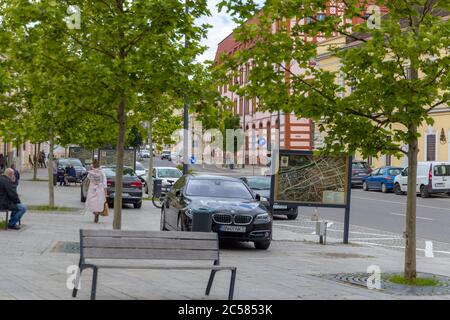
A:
<box><xmin>4</xmin><ymin>211</ymin><xmax>8</xmax><ymax>230</ymax></box>
<box><xmin>205</xmin><ymin>270</ymin><xmax>217</xmax><ymax>295</ymax></box>
<box><xmin>228</xmin><ymin>269</ymin><xmax>237</xmax><ymax>300</ymax></box>
<box><xmin>72</xmin><ymin>269</ymin><xmax>82</xmax><ymax>298</ymax></box>
<box><xmin>90</xmin><ymin>267</ymin><xmax>98</xmax><ymax>300</ymax></box>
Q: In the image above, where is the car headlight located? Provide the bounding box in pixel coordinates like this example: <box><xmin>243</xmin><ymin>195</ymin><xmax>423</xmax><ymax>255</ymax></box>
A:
<box><xmin>260</xmin><ymin>196</ymin><xmax>269</xmax><ymax>202</ymax></box>
<box><xmin>255</xmin><ymin>213</ymin><xmax>271</xmax><ymax>223</ymax></box>
<box><xmin>184</xmin><ymin>208</ymin><xmax>193</xmax><ymax>218</ymax></box>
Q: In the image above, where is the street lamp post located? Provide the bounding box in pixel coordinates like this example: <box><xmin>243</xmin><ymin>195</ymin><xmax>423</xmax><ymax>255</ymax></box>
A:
<box><xmin>183</xmin><ymin>1</ymin><xmax>189</xmax><ymax>175</ymax></box>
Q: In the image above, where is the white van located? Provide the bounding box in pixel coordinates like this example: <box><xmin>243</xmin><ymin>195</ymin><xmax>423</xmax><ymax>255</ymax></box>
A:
<box><xmin>394</xmin><ymin>162</ymin><xmax>450</xmax><ymax>198</ymax></box>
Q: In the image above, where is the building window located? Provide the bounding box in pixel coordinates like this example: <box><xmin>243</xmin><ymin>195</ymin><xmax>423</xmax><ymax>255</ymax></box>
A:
<box><xmin>385</xmin><ymin>155</ymin><xmax>392</xmax><ymax>166</ymax></box>
<box><xmin>244</xmin><ymin>98</ymin><xmax>249</xmax><ymax>115</ymax></box>
<box><xmin>427</xmin><ymin>134</ymin><xmax>436</xmax><ymax>161</ymax></box>
<box><xmin>234</xmin><ymin>99</ymin><xmax>238</xmax><ymax>115</ymax></box>
<box><xmin>239</xmin><ymin>97</ymin><xmax>243</xmax><ymax>115</ymax></box>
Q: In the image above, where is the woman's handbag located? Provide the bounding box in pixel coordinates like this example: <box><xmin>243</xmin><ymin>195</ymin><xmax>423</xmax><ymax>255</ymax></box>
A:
<box><xmin>100</xmin><ymin>201</ymin><xmax>109</xmax><ymax>216</ymax></box>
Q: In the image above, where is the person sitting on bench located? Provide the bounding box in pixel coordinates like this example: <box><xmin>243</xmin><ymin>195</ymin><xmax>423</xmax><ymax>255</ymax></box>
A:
<box><xmin>64</xmin><ymin>165</ymin><xmax>77</xmax><ymax>186</ymax></box>
<box><xmin>0</xmin><ymin>168</ymin><xmax>27</xmax><ymax>230</ymax></box>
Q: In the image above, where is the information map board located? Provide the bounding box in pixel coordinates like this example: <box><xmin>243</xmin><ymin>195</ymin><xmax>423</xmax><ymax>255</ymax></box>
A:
<box><xmin>98</xmin><ymin>149</ymin><xmax>136</xmax><ymax>170</ymax></box>
<box><xmin>271</xmin><ymin>150</ymin><xmax>351</xmax><ymax>208</ymax></box>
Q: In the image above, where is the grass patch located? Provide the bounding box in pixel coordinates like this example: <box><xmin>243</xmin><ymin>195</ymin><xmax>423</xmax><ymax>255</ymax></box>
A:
<box><xmin>26</xmin><ymin>178</ymin><xmax>49</xmax><ymax>182</ymax></box>
<box><xmin>0</xmin><ymin>220</ymin><xmax>6</xmax><ymax>229</ymax></box>
<box><xmin>28</xmin><ymin>205</ymin><xmax>78</xmax><ymax>212</ymax></box>
<box><xmin>388</xmin><ymin>274</ymin><xmax>441</xmax><ymax>287</ymax></box>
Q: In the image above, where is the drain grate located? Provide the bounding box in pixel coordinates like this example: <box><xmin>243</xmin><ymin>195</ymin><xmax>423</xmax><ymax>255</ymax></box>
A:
<box><xmin>318</xmin><ymin>272</ymin><xmax>450</xmax><ymax>296</ymax></box>
<box><xmin>51</xmin><ymin>241</ymin><xmax>80</xmax><ymax>254</ymax></box>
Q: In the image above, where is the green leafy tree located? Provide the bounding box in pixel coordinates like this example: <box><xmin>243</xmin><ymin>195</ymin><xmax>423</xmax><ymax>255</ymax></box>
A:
<box><xmin>219</xmin><ymin>0</ymin><xmax>450</xmax><ymax>280</ymax></box>
<box><xmin>1</xmin><ymin>0</ymin><xmax>211</xmax><ymax>229</ymax></box>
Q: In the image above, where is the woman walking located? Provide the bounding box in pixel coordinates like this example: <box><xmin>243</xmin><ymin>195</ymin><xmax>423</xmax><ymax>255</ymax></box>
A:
<box><xmin>85</xmin><ymin>159</ymin><xmax>108</xmax><ymax>223</ymax></box>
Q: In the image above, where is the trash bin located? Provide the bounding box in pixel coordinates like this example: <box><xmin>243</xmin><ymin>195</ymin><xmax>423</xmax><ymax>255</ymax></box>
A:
<box><xmin>192</xmin><ymin>211</ymin><xmax>212</xmax><ymax>232</ymax></box>
<box><xmin>153</xmin><ymin>178</ymin><xmax>162</xmax><ymax>198</ymax></box>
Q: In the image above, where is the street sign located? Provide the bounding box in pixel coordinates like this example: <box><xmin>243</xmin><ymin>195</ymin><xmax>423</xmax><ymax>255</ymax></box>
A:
<box><xmin>258</xmin><ymin>137</ymin><xmax>266</xmax><ymax>146</ymax></box>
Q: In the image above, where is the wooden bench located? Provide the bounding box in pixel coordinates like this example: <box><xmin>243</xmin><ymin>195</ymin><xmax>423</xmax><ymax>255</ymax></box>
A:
<box><xmin>72</xmin><ymin>229</ymin><xmax>237</xmax><ymax>300</ymax></box>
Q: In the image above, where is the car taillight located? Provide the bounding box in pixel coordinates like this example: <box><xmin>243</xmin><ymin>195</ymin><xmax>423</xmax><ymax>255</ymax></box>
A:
<box><xmin>131</xmin><ymin>181</ymin><xmax>142</xmax><ymax>188</ymax></box>
<box><xmin>107</xmin><ymin>179</ymin><xmax>113</xmax><ymax>187</ymax></box>
<box><xmin>386</xmin><ymin>176</ymin><xmax>393</xmax><ymax>180</ymax></box>
<box><xmin>429</xmin><ymin>167</ymin><xmax>432</xmax><ymax>182</ymax></box>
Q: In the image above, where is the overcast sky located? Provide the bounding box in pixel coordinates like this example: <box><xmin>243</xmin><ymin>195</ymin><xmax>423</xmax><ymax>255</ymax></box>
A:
<box><xmin>196</xmin><ymin>0</ymin><xmax>237</xmax><ymax>64</ymax></box>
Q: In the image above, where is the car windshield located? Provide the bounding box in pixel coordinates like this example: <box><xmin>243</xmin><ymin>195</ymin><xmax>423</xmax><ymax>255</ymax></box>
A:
<box><xmin>135</xmin><ymin>162</ymin><xmax>145</xmax><ymax>170</ymax></box>
<box><xmin>162</xmin><ymin>151</ymin><xmax>170</xmax><ymax>155</ymax></box>
<box><xmin>352</xmin><ymin>162</ymin><xmax>369</xmax><ymax>169</ymax></box>
<box><xmin>102</xmin><ymin>167</ymin><xmax>136</xmax><ymax>178</ymax></box>
<box><xmin>388</xmin><ymin>168</ymin><xmax>402</xmax><ymax>176</ymax></box>
<box><xmin>245</xmin><ymin>177</ymin><xmax>271</xmax><ymax>190</ymax></box>
<box><xmin>157</xmin><ymin>168</ymin><xmax>182</xmax><ymax>178</ymax></box>
<box><xmin>59</xmin><ymin>159</ymin><xmax>83</xmax><ymax>167</ymax></box>
<box><xmin>186</xmin><ymin>179</ymin><xmax>253</xmax><ymax>199</ymax></box>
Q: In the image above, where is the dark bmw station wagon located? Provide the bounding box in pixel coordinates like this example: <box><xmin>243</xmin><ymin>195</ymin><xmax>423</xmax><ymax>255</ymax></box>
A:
<box><xmin>161</xmin><ymin>175</ymin><xmax>273</xmax><ymax>250</ymax></box>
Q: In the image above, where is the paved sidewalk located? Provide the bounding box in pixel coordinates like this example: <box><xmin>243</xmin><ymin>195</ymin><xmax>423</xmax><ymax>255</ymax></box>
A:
<box><xmin>1</xmin><ymin>171</ymin><xmax>450</xmax><ymax>300</ymax></box>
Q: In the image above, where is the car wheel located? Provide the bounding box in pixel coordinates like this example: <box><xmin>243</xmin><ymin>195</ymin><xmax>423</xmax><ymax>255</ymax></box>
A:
<box><xmin>362</xmin><ymin>182</ymin><xmax>368</xmax><ymax>191</ymax></box>
<box><xmin>160</xmin><ymin>206</ymin><xmax>168</xmax><ymax>231</ymax></box>
<box><xmin>381</xmin><ymin>183</ymin><xmax>388</xmax><ymax>193</ymax></box>
<box><xmin>394</xmin><ymin>183</ymin><xmax>404</xmax><ymax>195</ymax></box>
<box><xmin>287</xmin><ymin>208</ymin><xmax>298</xmax><ymax>220</ymax></box>
<box><xmin>80</xmin><ymin>187</ymin><xmax>86</xmax><ymax>202</ymax></box>
<box><xmin>420</xmin><ymin>185</ymin><xmax>430</xmax><ymax>198</ymax></box>
<box><xmin>133</xmin><ymin>201</ymin><xmax>142</xmax><ymax>209</ymax></box>
<box><xmin>254</xmin><ymin>241</ymin><xmax>271</xmax><ymax>250</ymax></box>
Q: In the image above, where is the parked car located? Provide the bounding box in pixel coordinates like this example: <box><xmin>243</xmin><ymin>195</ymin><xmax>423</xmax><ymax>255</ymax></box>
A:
<box><xmin>56</xmin><ymin>158</ymin><xmax>87</xmax><ymax>179</ymax></box>
<box><xmin>147</xmin><ymin>166</ymin><xmax>183</xmax><ymax>194</ymax></box>
<box><xmin>362</xmin><ymin>166</ymin><xmax>403</xmax><ymax>193</ymax></box>
<box><xmin>140</xmin><ymin>149</ymin><xmax>150</xmax><ymax>159</ymax></box>
<box><xmin>351</xmin><ymin>160</ymin><xmax>372</xmax><ymax>186</ymax></box>
<box><xmin>239</xmin><ymin>176</ymin><xmax>298</xmax><ymax>220</ymax></box>
<box><xmin>81</xmin><ymin>165</ymin><xmax>143</xmax><ymax>208</ymax></box>
<box><xmin>161</xmin><ymin>150</ymin><xmax>172</xmax><ymax>161</ymax></box>
<box><xmin>394</xmin><ymin>162</ymin><xmax>450</xmax><ymax>198</ymax></box>
<box><xmin>135</xmin><ymin>161</ymin><xmax>148</xmax><ymax>178</ymax></box>
<box><xmin>161</xmin><ymin>175</ymin><xmax>273</xmax><ymax>250</ymax></box>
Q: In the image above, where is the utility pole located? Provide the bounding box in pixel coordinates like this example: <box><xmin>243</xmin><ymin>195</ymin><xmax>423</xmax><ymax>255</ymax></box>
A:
<box><xmin>183</xmin><ymin>1</ymin><xmax>189</xmax><ymax>175</ymax></box>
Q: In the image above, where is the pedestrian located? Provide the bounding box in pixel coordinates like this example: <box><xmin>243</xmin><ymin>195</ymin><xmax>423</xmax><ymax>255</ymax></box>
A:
<box><xmin>28</xmin><ymin>154</ymin><xmax>34</xmax><ymax>168</ymax></box>
<box><xmin>10</xmin><ymin>164</ymin><xmax>20</xmax><ymax>186</ymax></box>
<box><xmin>0</xmin><ymin>168</ymin><xmax>27</xmax><ymax>230</ymax></box>
<box><xmin>64</xmin><ymin>165</ymin><xmax>77</xmax><ymax>186</ymax></box>
<box><xmin>85</xmin><ymin>159</ymin><xmax>108</xmax><ymax>223</ymax></box>
<box><xmin>40</xmin><ymin>151</ymin><xmax>47</xmax><ymax>168</ymax></box>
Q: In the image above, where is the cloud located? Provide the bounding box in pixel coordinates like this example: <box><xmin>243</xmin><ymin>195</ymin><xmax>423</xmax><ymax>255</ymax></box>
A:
<box><xmin>196</xmin><ymin>0</ymin><xmax>237</xmax><ymax>64</ymax></box>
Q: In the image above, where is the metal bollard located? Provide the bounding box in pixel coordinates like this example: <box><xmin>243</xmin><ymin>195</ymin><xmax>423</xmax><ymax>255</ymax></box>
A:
<box><xmin>316</xmin><ymin>220</ymin><xmax>328</xmax><ymax>245</ymax></box>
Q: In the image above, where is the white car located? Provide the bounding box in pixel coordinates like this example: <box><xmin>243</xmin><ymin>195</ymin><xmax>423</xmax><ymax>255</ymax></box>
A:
<box><xmin>135</xmin><ymin>161</ymin><xmax>148</xmax><ymax>179</ymax></box>
<box><xmin>147</xmin><ymin>166</ymin><xmax>183</xmax><ymax>194</ymax></box>
<box><xmin>140</xmin><ymin>149</ymin><xmax>150</xmax><ymax>158</ymax></box>
<box><xmin>394</xmin><ymin>162</ymin><xmax>450</xmax><ymax>198</ymax></box>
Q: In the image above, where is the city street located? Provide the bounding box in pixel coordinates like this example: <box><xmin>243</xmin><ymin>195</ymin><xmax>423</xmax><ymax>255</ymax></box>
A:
<box><xmin>2</xmin><ymin>170</ymin><xmax>450</xmax><ymax>300</ymax></box>
<box><xmin>143</xmin><ymin>156</ymin><xmax>450</xmax><ymax>255</ymax></box>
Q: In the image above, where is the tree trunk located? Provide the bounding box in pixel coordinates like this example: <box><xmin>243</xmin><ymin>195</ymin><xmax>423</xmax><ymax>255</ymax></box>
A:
<box><xmin>404</xmin><ymin>126</ymin><xmax>418</xmax><ymax>280</ymax></box>
<box><xmin>47</xmin><ymin>129</ymin><xmax>55</xmax><ymax>208</ymax></box>
<box><xmin>113</xmin><ymin>96</ymin><xmax>126</xmax><ymax>230</ymax></box>
<box><xmin>147</xmin><ymin>120</ymin><xmax>154</xmax><ymax>196</ymax></box>
<box><xmin>33</xmin><ymin>143</ymin><xmax>38</xmax><ymax>180</ymax></box>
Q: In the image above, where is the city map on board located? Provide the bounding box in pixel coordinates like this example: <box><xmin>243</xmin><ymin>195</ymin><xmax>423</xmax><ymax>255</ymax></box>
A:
<box><xmin>274</xmin><ymin>153</ymin><xmax>348</xmax><ymax>205</ymax></box>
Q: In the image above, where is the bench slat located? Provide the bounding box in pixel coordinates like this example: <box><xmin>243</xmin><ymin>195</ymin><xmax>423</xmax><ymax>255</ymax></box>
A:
<box><xmin>83</xmin><ymin>237</ymin><xmax>218</xmax><ymax>250</ymax></box>
<box><xmin>81</xmin><ymin>230</ymin><xmax>217</xmax><ymax>240</ymax></box>
<box><xmin>92</xmin><ymin>265</ymin><xmax>235</xmax><ymax>271</ymax></box>
<box><xmin>83</xmin><ymin>247</ymin><xmax>219</xmax><ymax>260</ymax></box>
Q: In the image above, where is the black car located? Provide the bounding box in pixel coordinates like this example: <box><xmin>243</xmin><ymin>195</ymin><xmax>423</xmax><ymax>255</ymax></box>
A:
<box><xmin>161</xmin><ymin>175</ymin><xmax>272</xmax><ymax>250</ymax></box>
<box><xmin>56</xmin><ymin>158</ymin><xmax>87</xmax><ymax>180</ymax></box>
<box><xmin>239</xmin><ymin>176</ymin><xmax>298</xmax><ymax>220</ymax></box>
<box><xmin>81</xmin><ymin>166</ymin><xmax>143</xmax><ymax>208</ymax></box>
<box><xmin>351</xmin><ymin>161</ymin><xmax>373</xmax><ymax>186</ymax></box>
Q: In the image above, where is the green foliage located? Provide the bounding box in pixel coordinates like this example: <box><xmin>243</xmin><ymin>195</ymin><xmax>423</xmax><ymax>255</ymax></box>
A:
<box><xmin>218</xmin><ymin>0</ymin><xmax>450</xmax><ymax>158</ymax></box>
<box><xmin>126</xmin><ymin>126</ymin><xmax>144</xmax><ymax>149</ymax></box>
<box><xmin>388</xmin><ymin>274</ymin><xmax>441</xmax><ymax>287</ymax></box>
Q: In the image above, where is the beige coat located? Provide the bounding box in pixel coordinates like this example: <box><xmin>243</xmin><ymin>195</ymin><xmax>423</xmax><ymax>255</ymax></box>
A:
<box><xmin>85</xmin><ymin>169</ymin><xmax>107</xmax><ymax>213</ymax></box>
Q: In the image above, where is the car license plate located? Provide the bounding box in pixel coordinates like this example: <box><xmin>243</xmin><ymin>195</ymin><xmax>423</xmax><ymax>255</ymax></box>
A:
<box><xmin>273</xmin><ymin>204</ymin><xmax>288</xmax><ymax>209</ymax></box>
<box><xmin>220</xmin><ymin>225</ymin><xmax>246</xmax><ymax>233</ymax></box>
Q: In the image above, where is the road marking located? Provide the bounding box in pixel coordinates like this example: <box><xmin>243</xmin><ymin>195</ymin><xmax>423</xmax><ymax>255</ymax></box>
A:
<box><xmin>349</xmin><ymin>237</ymin><xmax>403</xmax><ymax>241</ymax></box>
<box><xmin>353</xmin><ymin>195</ymin><xmax>450</xmax><ymax>212</ymax></box>
<box><xmin>390</xmin><ymin>212</ymin><xmax>434</xmax><ymax>221</ymax></box>
<box><xmin>351</xmin><ymin>241</ymin><xmax>450</xmax><ymax>255</ymax></box>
